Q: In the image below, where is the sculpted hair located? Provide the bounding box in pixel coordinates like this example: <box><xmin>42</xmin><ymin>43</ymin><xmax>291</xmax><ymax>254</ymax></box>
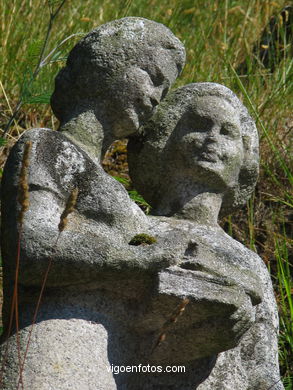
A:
<box><xmin>51</xmin><ymin>17</ymin><xmax>186</xmax><ymax>123</ymax></box>
<box><xmin>128</xmin><ymin>83</ymin><xmax>259</xmax><ymax>217</ymax></box>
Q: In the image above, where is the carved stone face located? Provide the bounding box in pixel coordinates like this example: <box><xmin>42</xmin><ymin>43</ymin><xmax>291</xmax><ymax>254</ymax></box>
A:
<box><xmin>51</xmin><ymin>18</ymin><xmax>186</xmax><ymax>144</ymax></box>
<box><xmin>109</xmin><ymin>60</ymin><xmax>176</xmax><ymax>138</ymax></box>
<box><xmin>174</xmin><ymin>96</ymin><xmax>244</xmax><ymax>188</ymax></box>
<box><xmin>128</xmin><ymin>83</ymin><xmax>258</xmax><ymax>216</ymax></box>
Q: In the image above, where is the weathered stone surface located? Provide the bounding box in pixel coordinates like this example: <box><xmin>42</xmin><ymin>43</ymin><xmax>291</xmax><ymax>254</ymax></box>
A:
<box><xmin>51</xmin><ymin>17</ymin><xmax>186</xmax><ymax>158</ymax></box>
<box><xmin>128</xmin><ymin>82</ymin><xmax>283</xmax><ymax>389</ymax></box>
<box><xmin>196</xmin><ymin>253</ymin><xmax>283</xmax><ymax>390</ymax></box>
<box><xmin>1</xmin><ymin>129</ymin><xmax>187</xmax><ymax>289</ymax></box>
<box><xmin>0</xmin><ymin>128</ymin><xmax>264</xmax><ymax>389</ymax></box>
<box><xmin>128</xmin><ymin>82</ymin><xmax>259</xmax><ymax>218</ymax></box>
<box><xmin>0</xmin><ymin>128</ymin><xmax>178</xmax><ymax>389</ymax></box>
<box><xmin>0</xmin><ymin>25</ymin><xmax>283</xmax><ymax>390</ymax></box>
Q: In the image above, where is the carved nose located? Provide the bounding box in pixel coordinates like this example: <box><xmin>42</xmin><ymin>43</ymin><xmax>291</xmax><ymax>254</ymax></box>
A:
<box><xmin>206</xmin><ymin>126</ymin><xmax>220</xmax><ymax>142</ymax></box>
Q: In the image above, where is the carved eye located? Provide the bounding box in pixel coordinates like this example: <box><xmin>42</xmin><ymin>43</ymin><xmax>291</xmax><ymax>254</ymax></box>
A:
<box><xmin>146</xmin><ymin>67</ymin><xmax>166</xmax><ymax>87</ymax></box>
<box><xmin>192</xmin><ymin>116</ymin><xmax>213</xmax><ymax>132</ymax></box>
<box><xmin>220</xmin><ymin>123</ymin><xmax>240</xmax><ymax>138</ymax></box>
<box><xmin>220</xmin><ymin>126</ymin><xmax>230</xmax><ymax>136</ymax></box>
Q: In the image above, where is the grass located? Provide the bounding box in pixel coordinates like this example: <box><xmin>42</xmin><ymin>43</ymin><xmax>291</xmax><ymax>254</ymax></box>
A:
<box><xmin>275</xmin><ymin>234</ymin><xmax>293</xmax><ymax>389</ymax></box>
<box><xmin>0</xmin><ymin>0</ymin><xmax>292</xmax><ymax>388</ymax></box>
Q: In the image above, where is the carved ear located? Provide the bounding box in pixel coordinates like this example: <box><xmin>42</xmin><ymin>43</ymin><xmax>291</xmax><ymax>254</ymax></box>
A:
<box><xmin>242</xmin><ymin>134</ymin><xmax>251</xmax><ymax>154</ymax></box>
<box><xmin>221</xmin><ymin>159</ymin><xmax>259</xmax><ymax>218</ymax></box>
<box><xmin>240</xmin><ymin>132</ymin><xmax>259</xmax><ymax>190</ymax></box>
<box><xmin>220</xmin><ymin>120</ymin><xmax>259</xmax><ymax>217</ymax></box>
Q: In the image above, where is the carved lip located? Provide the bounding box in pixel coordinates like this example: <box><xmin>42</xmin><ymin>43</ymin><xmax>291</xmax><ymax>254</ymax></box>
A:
<box><xmin>198</xmin><ymin>152</ymin><xmax>219</xmax><ymax>162</ymax></box>
<box><xmin>198</xmin><ymin>146</ymin><xmax>220</xmax><ymax>162</ymax></box>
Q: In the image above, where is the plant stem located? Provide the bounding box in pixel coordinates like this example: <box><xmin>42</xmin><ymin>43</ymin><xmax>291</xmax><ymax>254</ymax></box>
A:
<box><xmin>2</xmin><ymin>0</ymin><xmax>67</xmax><ymax>138</ymax></box>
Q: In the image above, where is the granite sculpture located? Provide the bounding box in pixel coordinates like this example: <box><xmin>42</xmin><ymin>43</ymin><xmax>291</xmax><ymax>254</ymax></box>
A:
<box><xmin>50</xmin><ymin>16</ymin><xmax>186</xmax><ymax>160</ymax></box>
<box><xmin>0</xmin><ymin>17</ymin><xmax>283</xmax><ymax>390</ymax></box>
<box><xmin>128</xmin><ymin>82</ymin><xmax>283</xmax><ymax>390</ymax></box>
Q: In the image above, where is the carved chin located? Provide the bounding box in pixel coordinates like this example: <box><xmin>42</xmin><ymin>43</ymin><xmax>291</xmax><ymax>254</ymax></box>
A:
<box><xmin>189</xmin><ymin>157</ymin><xmax>240</xmax><ymax>188</ymax></box>
<box><xmin>113</xmin><ymin>109</ymin><xmax>140</xmax><ymax>138</ymax></box>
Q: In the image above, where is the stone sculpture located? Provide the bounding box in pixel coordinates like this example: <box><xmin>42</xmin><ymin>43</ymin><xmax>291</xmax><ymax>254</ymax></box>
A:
<box><xmin>51</xmin><ymin>16</ymin><xmax>186</xmax><ymax>159</ymax></box>
<box><xmin>128</xmin><ymin>82</ymin><xmax>283</xmax><ymax>390</ymax></box>
<box><xmin>0</xmin><ymin>17</ymin><xmax>283</xmax><ymax>390</ymax></box>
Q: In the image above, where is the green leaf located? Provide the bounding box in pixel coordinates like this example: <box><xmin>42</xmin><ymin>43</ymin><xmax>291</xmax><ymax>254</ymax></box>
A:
<box><xmin>26</xmin><ymin>40</ymin><xmax>43</xmax><ymax>67</ymax></box>
<box><xmin>113</xmin><ymin>176</ymin><xmax>130</xmax><ymax>186</ymax></box>
<box><xmin>23</xmin><ymin>92</ymin><xmax>52</xmax><ymax>104</ymax></box>
<box><xmin>0</xmin><ymin>138</ymin><xmax>7</xmax><ymax>146</ymax></box>
<box><xmin>49</xmin><ymin>50</ymin><xmax>67</xmax><ymax>64</ymax></box>
<box><xmin>112</xmin><ymin>176</ymin><xmax>151</xmax><ymax>213</ymax></box>
<box><xmin>128</xmin><ymin>190</ymin><xmax>149</xmax><ymax>205</ymax></box>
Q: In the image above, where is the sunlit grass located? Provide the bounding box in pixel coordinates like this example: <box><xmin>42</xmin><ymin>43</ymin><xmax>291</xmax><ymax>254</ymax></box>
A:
<box><xmin>0</xmin><ymin>0</ymin><xmax>292</xmax><ymax>386</ymax></box>
<box><xmin>275</xmin><ymin>233</ymin><xmax>293</xmax><ymax>389</ymax></box>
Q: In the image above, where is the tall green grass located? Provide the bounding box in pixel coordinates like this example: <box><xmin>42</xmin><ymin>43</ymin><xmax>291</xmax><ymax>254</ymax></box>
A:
<box><xmin>275</xmin><ymin>233</ymin><xmax>293</xmax><ymax>389</ymax></box>
<box><xmin>0</xmin><ymin>0</ymin><xmax>292</xmax><ymax>387</ymax></box>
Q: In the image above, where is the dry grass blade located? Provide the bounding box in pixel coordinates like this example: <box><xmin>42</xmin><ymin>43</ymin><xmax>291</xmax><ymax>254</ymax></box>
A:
<box><xmin>0</xmin><ymin>141</ymin><xmax>32</xmax><ymax>388</ymax></box>
<box><xmin>152</xmin><ymin>298</ymin><xmax>190</xmax><ymax>353</ymax></box>
<box><xmin>16</xmin><ymin>141</ymin><xmax>32</xmax><ymax>389</ymax></box>
<box><xmin>17</xmin><ymin>186</ymin><xmax>79</xmax><ymax>389</ymax></box>
<box><xmin>18</xmin><ymin>142</ymin><xmax>32</xmax><ymax>226</ymax></box>
<box><xmin>58</xmin><ymin>187</ymin><xmax>79</xmax><ymax>232</ymax></box>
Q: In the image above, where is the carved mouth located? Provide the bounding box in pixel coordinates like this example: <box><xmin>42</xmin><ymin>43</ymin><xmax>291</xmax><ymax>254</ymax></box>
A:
<box><xmin>136</xmin><ymin>101</ymin><xmax>155</xmax><ymax>124</ymax></box>
<box><xmin>198</xmin><ymin>146</ymin><xmax>221</xmax><ymax>162</ymax></box>
<box><xmin>199</xmin><ymin>152</ymin><xmax>219</xmax><ymax>162</ymax></box>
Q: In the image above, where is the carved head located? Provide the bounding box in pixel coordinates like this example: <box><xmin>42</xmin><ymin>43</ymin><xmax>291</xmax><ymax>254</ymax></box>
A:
<box><xmin>51</xmin><ymin>17</ymin><xmax>185</xmax><ymax>138</ymax></box>
<box><xmin>128</xmin><ymin>83</ymin><xmax>259</xmax><ymax>217</ymax></box>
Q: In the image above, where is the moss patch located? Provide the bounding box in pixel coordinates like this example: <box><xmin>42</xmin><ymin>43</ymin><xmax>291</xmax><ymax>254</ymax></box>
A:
<box><xmin>129</xmin><ymin>233</ymin><xmax>157</xmax><ymax>246</ymax></box>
